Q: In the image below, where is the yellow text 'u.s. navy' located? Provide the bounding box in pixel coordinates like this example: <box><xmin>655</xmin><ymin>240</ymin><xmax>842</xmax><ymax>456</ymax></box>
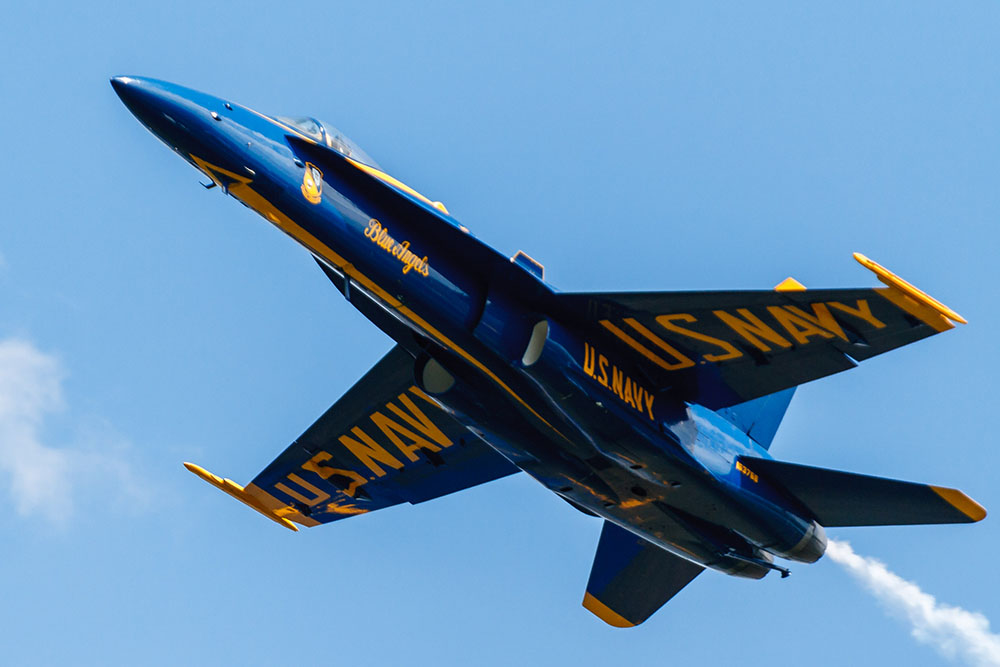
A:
<box><xmin>583</xmin><ymin>342</ymin><xmax>656</xmax><ymax>420</ymax></box>
<box><xmin>599</xmin><ymin>299</ymin><xmax>887</xmax><ymax>371</ymax></box>
<box><xmin>268</xmin><ymin>386</ymin><xmax>451</xmax><ymax>514</ymax></box>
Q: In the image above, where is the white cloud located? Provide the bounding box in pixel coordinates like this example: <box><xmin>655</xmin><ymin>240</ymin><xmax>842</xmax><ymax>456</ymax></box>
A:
<box><xmin>0</xmin><ymin>338</ymin><xmax>146</xmax><ymax>523</ymax></box>
<box><xmin>827</xmin><ymin>538</ymin><xmax>1000</xmax><ymax>666</ymax></box>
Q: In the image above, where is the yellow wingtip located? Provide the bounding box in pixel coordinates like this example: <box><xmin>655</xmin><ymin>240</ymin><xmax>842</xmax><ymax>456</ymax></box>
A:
<box><xmin>853</xmin><ymin>252</ymin><xmax>967</xmax><ymax>325</ymax></box>
<box><xmin>183</xmin><ymin>461</ymin><xmax>299</xmax><ymax>532</ymax></box>
<box><xmin>582</xmin><ymin>592</ymin><xmax>637</xmax><ymax>628</ymax></box>
<box><xmin>930</xmin><ymin>486</ymin><xmax>987</xmax><ymax>522</ymax></box>
<box><xmin>183</xmin><ymin>461</ymin><xmax>218</xmax><ymax>484</ymax></box>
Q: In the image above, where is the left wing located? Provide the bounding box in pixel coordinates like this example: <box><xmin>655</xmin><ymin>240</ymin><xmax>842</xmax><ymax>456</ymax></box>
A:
<box><xmin>185</xmin><ymin>345</ymin><xmax>519</xmax><ymax>529</ymax></box>
<box><xmin>554</xmin><ymin>254</ymin><xmax>966</xmax><ymax>409</ymax></box>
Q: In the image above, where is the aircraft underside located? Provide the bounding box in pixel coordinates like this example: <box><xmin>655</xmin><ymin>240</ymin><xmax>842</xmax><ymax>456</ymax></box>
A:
<box><xmin>112</xmin><ymin>75</ymin><xmax>985</xmax><ymax>629</ymax></box>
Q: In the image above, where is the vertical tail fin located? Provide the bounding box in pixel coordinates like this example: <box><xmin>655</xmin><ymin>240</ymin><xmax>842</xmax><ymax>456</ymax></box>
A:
<box><xmin>717</xmin><ymin>387</ymin><xmax>795</xmax><ymax>449</ymax></box>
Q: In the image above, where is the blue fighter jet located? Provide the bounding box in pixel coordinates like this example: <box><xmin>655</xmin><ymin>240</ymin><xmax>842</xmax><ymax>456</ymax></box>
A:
<box><xmin>112</xmin><ymin>76</ymin><xmax>986</xmax><ymax>627</ymax></box>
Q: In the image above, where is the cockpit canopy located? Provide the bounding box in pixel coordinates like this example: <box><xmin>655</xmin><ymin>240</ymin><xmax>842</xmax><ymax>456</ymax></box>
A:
<box><xmin>275</xmin><ymin>116</ymin><xmax>380</xmax><ymax>169</ymax></box>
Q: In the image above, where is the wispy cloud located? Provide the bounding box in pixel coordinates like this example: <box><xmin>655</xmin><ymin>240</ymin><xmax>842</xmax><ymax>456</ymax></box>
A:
<box><xmin>0</xmin><ymin>338</ymin><xmax>146</xmax><ymax>524</ymax></box>
<box><xmin>827</xmin><ymin>539</ymin><xmax>1000</xmax><ymax>666</ymax></box>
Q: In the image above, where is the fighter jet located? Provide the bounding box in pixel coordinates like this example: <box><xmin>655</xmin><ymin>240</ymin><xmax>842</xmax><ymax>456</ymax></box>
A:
<box><xmin>112</xmin><ymin>76</ymin><xmax>985</xmax><ymax>627</ymax></box>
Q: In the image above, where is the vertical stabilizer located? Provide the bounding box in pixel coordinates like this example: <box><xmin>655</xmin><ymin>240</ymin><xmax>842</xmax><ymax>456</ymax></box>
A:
<box><xmin>717</xmin><ymin>388</ymin><xmax>795</xmax><ymax>449</ymax></box>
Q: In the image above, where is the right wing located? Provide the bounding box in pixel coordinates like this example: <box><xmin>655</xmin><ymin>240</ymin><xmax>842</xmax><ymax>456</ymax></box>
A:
<box><xmin>185</xmin><ymin>345</ymin><xmax>519</xmax><ymax>529</ymax></box>
<box><xmin>583</xmin><ymin>520</ymin><xmax>704</xmax><ymax>627</ymax></box>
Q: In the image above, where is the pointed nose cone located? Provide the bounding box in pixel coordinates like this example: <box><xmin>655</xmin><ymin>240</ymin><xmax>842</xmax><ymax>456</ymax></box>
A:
<box><xmin>110</xmin><ymin>76</ymin><xmax>243</xmax><ymax>179</ymax></box>
<box><xmin>110</xmin><ymin>75</ymin><xmax>168</xmax><ymax>123</ymax></box>
<box><xmin>110</xmin><ymin>75</ymin><xmax>207</xmax><ymax>153</ymax></box>
<box><xmin>110</xmin><ymin>75</ymin><xmax>135</xmax><ymax>108</ymax></box>
<box><xmin>109</xmin><ymin>75</ymin><xmax>132</xmax><ymax>95</ymax></box>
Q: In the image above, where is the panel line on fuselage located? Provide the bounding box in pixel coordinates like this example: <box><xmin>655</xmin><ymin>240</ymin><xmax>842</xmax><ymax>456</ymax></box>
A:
<box><xmin>195</xmin><ymin>151</ymin><xmax>564</xmax><ymax>438</ymax></box>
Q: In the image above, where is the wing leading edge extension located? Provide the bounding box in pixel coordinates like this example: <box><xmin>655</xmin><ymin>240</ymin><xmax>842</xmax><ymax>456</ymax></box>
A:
<box><xmin>554</xmin><ymin>254</ymin><xmax>966</xmax><ymax>409</ymax></box>
<box><xmin>185</xmin><ymin>345</ymin><xmax>519</xmax><ymax>529</ymax></box>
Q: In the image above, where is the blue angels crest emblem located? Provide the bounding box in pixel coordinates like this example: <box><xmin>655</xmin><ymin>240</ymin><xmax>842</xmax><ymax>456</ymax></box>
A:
<box><xmin>301</xmin><ymin>162</ymin><xmax>323</xmax><ymax>204</ymax></box>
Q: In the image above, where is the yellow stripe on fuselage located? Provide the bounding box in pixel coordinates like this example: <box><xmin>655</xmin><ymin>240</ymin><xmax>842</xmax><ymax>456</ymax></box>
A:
<box><xmin>191</xmin><ymin>155</ymin><xmax>558</xmax><ymax>434</ymax></box>
<box><xmin>248</xmin><ymin>109</ymin><xmax>449</xmax><ymax>214</ymax></box>
<box><xmin>345</xmin><ymin>157</ymin><xmax>449</xmax><ymax>214</ymax></box>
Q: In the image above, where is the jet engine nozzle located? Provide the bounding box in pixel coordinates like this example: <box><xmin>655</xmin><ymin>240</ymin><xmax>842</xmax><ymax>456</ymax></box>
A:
<box><xmin>776</xmin><ymin>520</ymin><xmax>827</xmax><ymax>563</ymax></box>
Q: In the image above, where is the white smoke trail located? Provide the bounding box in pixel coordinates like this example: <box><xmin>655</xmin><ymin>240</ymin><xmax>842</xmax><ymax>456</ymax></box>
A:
<box><xmin>826</xmin><ymin>539</ymin><xmax>1000</xmax><ymax>666</ymax></box>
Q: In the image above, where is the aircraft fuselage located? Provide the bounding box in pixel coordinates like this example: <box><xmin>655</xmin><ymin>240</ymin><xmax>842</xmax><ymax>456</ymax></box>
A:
<box><xmin>113</xmin><ymin>76</ymin><xmax>826</xmax><ymax>579</ymax></box>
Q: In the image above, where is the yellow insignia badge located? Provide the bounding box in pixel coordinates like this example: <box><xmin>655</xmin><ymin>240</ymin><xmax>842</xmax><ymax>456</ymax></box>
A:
<box><xmin>301</xmin><ymin>162</ymin><xmax>323</xmax><ymax>204</ymax></box>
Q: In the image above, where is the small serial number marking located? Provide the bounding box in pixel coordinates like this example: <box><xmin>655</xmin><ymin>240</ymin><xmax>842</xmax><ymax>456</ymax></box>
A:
<box><xmin>736</xmin><ymin>461</ymin><xmax>759</xmax><ymax>483</ymax></box>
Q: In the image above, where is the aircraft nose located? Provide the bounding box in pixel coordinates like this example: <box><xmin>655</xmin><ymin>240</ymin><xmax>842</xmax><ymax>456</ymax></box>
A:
<box><xmin>110</xmin><ymin>75</ymin><xmax>171</xmax><ymax>122</ymax></box>
<box><xmin>109</xmin><ymin>75</ymin><xmax>132</xmax><ymax>95</ymax></box>
<box><xmin>110</xmin><ymin>75</ymin><xmax>210</xmax><ymax>156</ymax></box>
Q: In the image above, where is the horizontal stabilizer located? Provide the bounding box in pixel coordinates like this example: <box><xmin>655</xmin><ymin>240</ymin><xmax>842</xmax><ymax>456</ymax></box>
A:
<box><xmin>584</xmin><ymin>521</ymin><xmax>703</xmax><ymax>627</ymax></box>
<box><xmin>739</xmin><ymin>457</ymin><xmax>986</xmax><ymax>527</ymax></box>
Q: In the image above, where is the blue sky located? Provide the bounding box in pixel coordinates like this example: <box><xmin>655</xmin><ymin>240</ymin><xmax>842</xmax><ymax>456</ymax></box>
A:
<box><xmin>1</xmin><ymin>2</ymin><xmax>998</xmax><ymax>665</ymax></box>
